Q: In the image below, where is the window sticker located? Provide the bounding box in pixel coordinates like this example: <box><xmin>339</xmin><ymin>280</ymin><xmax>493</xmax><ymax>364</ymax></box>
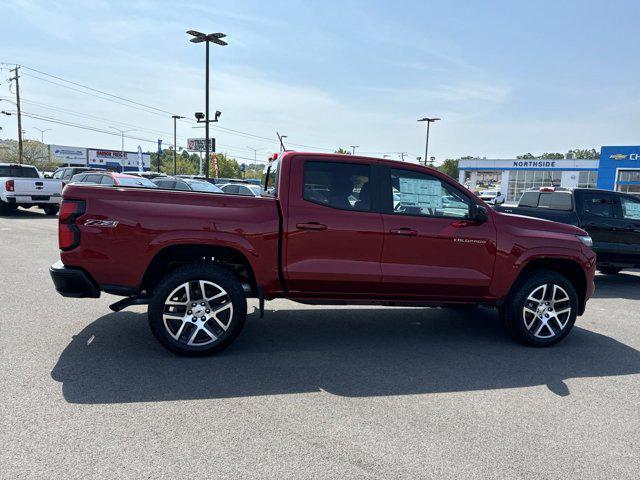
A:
<box><xmin>623</xmin><ymin>201</ymin><xmax>640</xmax><ymax>219</ymax></box>
<box><xmin>399</xmin><ymin>178</ymin><xmax>443</xmax><ymax>209</ymax></box>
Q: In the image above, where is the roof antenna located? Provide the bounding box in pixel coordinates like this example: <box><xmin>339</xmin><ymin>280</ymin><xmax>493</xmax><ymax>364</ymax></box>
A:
<box><xmin>276</xmin><ymin>131</ymin><xmax>288</xmax><ymax>152</ymax></box>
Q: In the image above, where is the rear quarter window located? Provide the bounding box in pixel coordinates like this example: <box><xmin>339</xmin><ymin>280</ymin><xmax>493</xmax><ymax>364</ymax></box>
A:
<box><xmin>537</xmin><ymin>192</ymin><xmax>573</xmax><ymax>210</ymax></box>
<box><xmin>518</xmin><ymin>191</ymin><xmax>540</xmax><ymax>207</ymax></box>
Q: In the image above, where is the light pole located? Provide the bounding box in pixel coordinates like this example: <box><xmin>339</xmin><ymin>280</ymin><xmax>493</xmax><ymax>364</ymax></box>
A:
<box><xmin>350</xmin><ymin>145</ymin><xmax>359</xmax><ymax>155</ymax></box>
<box><xmin>247</xmin><ymin>146</ymin><xmax>260</xmax><ymax>164</ymax></box>
<box><xmin>172</xmin><ymin>115</ymin><xmax>184</xmax><ymax>175</ymax></box>
<box><xmin>109</xmin><ymin>127</ymin><xmax>136</xmax><ymax>172</ymax></box>
<box><xmin>33</xmin><ymin>127</ymin><xmax>51</xmax><ymax>143</ymax></box>
<box><xmin>417</xmin><ymin>117</ymin><xmax>440</xmax><ymax>166</ymax></box>
<box><xmin>187</xmin><ymin>30</ymin><xmax>227</xmax><ymax>178</ymax></box>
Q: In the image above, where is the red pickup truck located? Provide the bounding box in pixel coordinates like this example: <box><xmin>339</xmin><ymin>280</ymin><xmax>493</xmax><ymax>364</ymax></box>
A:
<box><xmin>50</xmin><ymin>152</ymin><xmax>596</xmax><ymax>355</ymax></box>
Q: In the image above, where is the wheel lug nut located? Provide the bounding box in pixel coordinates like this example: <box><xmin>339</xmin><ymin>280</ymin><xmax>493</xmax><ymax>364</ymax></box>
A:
<box><xmin>545</xmin><ymin>313</ymin><xmax>549</xmax><ymax>318</ymax></box>
<box><xmin>201</xmin><ymin>302</ymin><xmax>205</xmax><ymax>306</ymax></box>
<box><xmin>201</xmin><ymin>316</ymin><xmax>206</xmax><ymax>320</ymax></box>
<box><xmin>191</xmin><ymin>303</ymin><xmax>196</xmax><ymax>307</ymax></box>
<box><xmin>205</xmin><ymin>309</ymin><xmax>210</xmax><ymax>313</ymax></box>
<box><xmin>187</xmin><ymin>310</ymin><xmax>192</xmax><ymax>315</ymax></box>
<box><xmin>192</xmin><ymin>316</ymin><xmax>197</xmax><ymax>321</ymax></box>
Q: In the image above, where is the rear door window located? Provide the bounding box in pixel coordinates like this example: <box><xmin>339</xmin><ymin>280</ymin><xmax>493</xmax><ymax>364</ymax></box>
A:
<box><xmin>303</xmin><ymin>161</ymin><xmax>371</xmax><ymax>211</ymax></box>
<box><xmin>84</xmin><ymin>174</ymin><xmax>103</xmax><ymax>184</ymax></box>
<box><xmin>100</xmin><ymin>175</ymin><xmax>115</xmax><ymax>186</ymax></box>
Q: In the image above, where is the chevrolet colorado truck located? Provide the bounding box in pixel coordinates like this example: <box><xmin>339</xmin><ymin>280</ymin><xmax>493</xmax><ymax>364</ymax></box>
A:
<box><xmin>0</xmin><ymin>163</ymin><xmax>62</xmax><ymax>215</ymax></box>
<box><xmin>495</xmin><ymin>187</ymin><xmax>640</xmax><ymax>274</ymax></box>
<box><xmin>50</xmin><ymin>152</ymin><xmax>596</xmax><ymax>356</ymax></box>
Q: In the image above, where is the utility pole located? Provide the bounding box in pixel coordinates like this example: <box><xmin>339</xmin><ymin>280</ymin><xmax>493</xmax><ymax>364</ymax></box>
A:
<box><xmin>277</xmin><ymin>132</ymin><xmax>287</xmax><ymax>153</ymax></box>
<box><xmin>350</xmin><ymin>145</ymin><xmax>359</xmax><ymax>155</ymax></box>
<box><xmin>10</xmin><ymin>66</ymin><xmax>23</xmax><ymax>163</ymax></box>
<box><xmin>172</xmin><ymin>115</ymin><xmax>184</xmax><ymax>175</ymax></box>
<box><xmin>399</xmin><ymin>152</ymin><xmax>408</xmax><ymax>162</ymax></box>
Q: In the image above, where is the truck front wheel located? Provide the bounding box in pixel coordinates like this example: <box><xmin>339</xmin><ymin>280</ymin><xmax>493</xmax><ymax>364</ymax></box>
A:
<box><xmin>502</xmin><ymin>270</ymin><xmax>578</xmax><ymax>347</ymax></box>
<box><xmin>148</xmin><ymin>264</ymin><xmax>247</xmax><ymax>356</ymax></box>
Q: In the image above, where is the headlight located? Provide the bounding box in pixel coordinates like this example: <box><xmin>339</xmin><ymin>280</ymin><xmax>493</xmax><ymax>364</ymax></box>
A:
<box><xmin>577</xmin><ymin>235</ymin><xmax>593</xmax><ymax>248</ymax></box>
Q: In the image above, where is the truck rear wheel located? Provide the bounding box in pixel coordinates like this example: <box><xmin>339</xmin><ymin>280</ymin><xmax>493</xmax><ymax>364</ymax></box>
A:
<box><xmin>502</xmin><ymin>270</ymin><xmax>578</xmax><ymax>347</ymax></box>
<box><xmin>148</xmin><ymin>264</ymin><xmax>247</xmax><ymax>356</ymax></box>
<box><xmin>598</xmin><ymin>266</ymin><xmax>622</xmax><ymax>275</ymax></box>
<box><xmin>42</xmin><ymin>205</ymin><xmax>60</xmax><ymax>216</ymax></box>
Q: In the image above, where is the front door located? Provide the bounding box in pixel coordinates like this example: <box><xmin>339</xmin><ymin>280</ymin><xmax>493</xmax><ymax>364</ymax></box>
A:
<box><xmin>615</xmin><ymin>195</ymin><xmax>640</xmax><ymax>265</ymax></box>
<box><xmin>283</xmin><ymin>157</ymin><xmax>384</xmax><ymax>295</ymax></box>
<box><xmin>379</xmin><ymin>166</ymin><xmax>497</xmax><ymax>300</ymax></box>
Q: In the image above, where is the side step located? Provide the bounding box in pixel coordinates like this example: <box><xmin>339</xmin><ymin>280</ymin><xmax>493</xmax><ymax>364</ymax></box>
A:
<box><xmin>109</xmin><ymin>296</ymin><xmax>149</xmax><ymax>312</ymax></box>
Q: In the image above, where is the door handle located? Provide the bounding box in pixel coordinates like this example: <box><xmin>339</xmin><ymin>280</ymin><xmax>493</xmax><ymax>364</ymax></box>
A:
<box><xmin>390</xmin><ymin>228</ymin><xmax>417</xmax><ymax>236</ymax></box>
<box><xmin>296</xmin><ymin>222</ymin><xmax>327</xmax><ymax>231</ymax></box>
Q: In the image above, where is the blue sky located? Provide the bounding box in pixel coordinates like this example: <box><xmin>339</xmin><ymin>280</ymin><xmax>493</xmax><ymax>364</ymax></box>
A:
<box><xmin>1</xmin><ymin>0</ymin><xmax>639</xmax><ymax>163</ymax></box>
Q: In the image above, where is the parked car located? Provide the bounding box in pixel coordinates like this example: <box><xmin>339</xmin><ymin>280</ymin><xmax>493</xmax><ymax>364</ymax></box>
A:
<box><xmin>0</xmin><ymin>163</ymin><xmax>62</xmax><ymax>215</ymax></box>
<box><xmin>479</xmin><ymin>189</ymin><xmax>506</xmax><ymax>205</ymax></box>
<box><xmin>219</xmin><ymin>183</ymin><xmax>262</xmax><ymax>196</ymax></box>
<box><xmin>52</xmin><ymin>166</ymin><xmax>106</xmax><ymax>185</ymax></box>
<box><xmin>129</xmin><ymin>171</ymin><xmax>168</xmax><ymax>180</ymax></box>
<box><xmin>153</xmin><ymin>176</ymin><xmax>223</xmax><ymax>193</ymax></box>
<box><xmin>50</xmin><ymin>152</ymin><xmax>595</xmax><ymax>356</ymax></box>
<box><xmin>495</xmin><ymin>187</ymin><xmax>640</xmax><ymax>274</ymax></box>
<box><xmin>70</xmin><ymin>172</ymin><xmax>158</xmax><ymax>188</ymax></box>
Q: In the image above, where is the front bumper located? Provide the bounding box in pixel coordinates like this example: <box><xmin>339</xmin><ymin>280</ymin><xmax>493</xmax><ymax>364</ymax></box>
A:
<box><xmin>49</xmin><ymin>261</ymin><xmax>100</xmax><ymax>298</ymax></box>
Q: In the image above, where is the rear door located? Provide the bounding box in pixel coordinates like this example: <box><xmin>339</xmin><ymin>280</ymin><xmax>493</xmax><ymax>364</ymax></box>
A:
<box><xmin>283</xmin><ymin>156</ymin><xmax>384</xmax><ymax>295</ymax></box>
<box><xmin>379</xmin><ymin>166</ymin><xmax>497</xmax><ymax>299</ymax></box>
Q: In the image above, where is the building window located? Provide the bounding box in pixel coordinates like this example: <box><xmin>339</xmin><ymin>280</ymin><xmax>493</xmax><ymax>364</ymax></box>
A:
<box><xmin>577</xmin><ymin>171</ymin><xmax>598</xmax><ymax>189</ymax></box>
<box><xmin>616</xmin><ymin>170</ymin><xmax>640</xmax><ymax>195</ymax></box>
<box><xmin>507</xmin><ymin>170</ymin><xmax>561</xmax><ymax>202</ymax></box>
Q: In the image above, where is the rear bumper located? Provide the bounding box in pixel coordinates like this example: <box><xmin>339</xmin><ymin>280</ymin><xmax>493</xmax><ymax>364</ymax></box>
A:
<box><xmin>49</xmin><ymin>261</ymin><xmax>100</xmax><ymax>298</ymax></box>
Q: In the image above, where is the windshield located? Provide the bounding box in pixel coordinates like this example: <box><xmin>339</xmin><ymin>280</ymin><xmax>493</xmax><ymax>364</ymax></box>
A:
<box><xmin>248</xmin><ymin>185</ymin><xmax>262</xmax><ymax>195</ymax></box>
<box><xmin>185</xmin><ymin>180</ymin><xmax>223</xmax><ymax>193</ymax></box>
<box><xmin>117</xmin><ymin>177</ymin><xmax>158</xmax><ymax>187</ymax></box>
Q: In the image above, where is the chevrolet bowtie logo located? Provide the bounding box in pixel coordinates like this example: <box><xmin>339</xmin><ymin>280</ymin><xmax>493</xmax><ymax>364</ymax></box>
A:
<box><xmin>609</xmin><ymin>154</ymin><xmax>628</xmax><ymax>160</ymax></box>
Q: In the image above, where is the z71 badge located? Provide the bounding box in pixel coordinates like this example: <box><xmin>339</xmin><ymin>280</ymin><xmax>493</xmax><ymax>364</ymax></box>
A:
<box><xmin>84</xmin><ymin>219</ymin><xmax>119</xmax><ymax>228</ymax></box>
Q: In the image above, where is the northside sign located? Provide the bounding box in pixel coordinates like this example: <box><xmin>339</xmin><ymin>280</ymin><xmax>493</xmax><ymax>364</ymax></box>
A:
<box><xmin>512</xmin><ymin>160</ymin><xmax>557</xmax><ymax>168</ymax></box>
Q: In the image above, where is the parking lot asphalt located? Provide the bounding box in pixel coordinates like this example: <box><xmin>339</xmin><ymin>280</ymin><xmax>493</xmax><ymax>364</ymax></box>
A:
<box><xmin>1</xmin><ymin>208</ymin><xmax>639</xmax><ymax>479</ymax></box>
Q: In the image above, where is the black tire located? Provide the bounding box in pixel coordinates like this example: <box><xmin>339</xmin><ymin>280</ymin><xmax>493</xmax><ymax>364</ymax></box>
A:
<box><xmin>42</xmin><ymin>205</ymin><xmax>60</xmax><ymax>216</ymax></box>
<box><xmin>598</xmin><ymin>266</ymin><xmax>622</xmax><ymax>275</ymax></box>
<box><xmin>148</xmin><ymin>264</ymin><xmax>247</xmax><ymax>356</ymax></box>
<box><xmin>501</xmin><ymin>270</ymin><xmax>578</xmax><ymax>347</ymax></box>
<box><xmin>0</xmin><ymin>201</ymin><xmax>13</xmax><ymax>215</ymax></box>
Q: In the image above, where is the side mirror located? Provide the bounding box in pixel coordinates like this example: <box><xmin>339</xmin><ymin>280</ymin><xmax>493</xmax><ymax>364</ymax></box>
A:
<box><xmin>471</xmin><ymin>204</ymin><xmax>489</xmax><ymax>223</ymax></box>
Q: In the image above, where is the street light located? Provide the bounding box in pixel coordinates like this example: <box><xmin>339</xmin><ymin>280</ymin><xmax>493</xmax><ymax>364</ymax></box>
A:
<box><xmin>171</xmin><ymin>115</ymin><xmax>185</xmax><ymax>175</ymax></box>
<box><xmin>109</xmin><ymin>127</ymin><xmax>136</xmax><ymax>172</ymax></box>
<box><xmin>350</xmin><ymin>145</ymin><xmax>359</xmax><ymax>155</ymax></box>
<box><xmin>187</xmin><ymin>29</ymin><xmax>227</xmax><ymax>178</ymax></box>
<box><xmin>417</xmin><ymin>117</ymin><xmax>440</xmax><ymax>166</ymax></box>
<box><xmin>33</xmin><ymin>127</ymin><xmax>51</xmax><ymax>143</ymax></box>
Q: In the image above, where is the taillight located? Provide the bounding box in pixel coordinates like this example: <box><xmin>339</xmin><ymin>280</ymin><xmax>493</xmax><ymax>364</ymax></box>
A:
<box><xmin>58</xmin><ymin>200</ymin><xmax>85</xmax><ymax>250</ymax></box>
<box><xmin>5</xmin><ymin>180</ymin><xmax>14</xmax><ymax>192</ymax></box>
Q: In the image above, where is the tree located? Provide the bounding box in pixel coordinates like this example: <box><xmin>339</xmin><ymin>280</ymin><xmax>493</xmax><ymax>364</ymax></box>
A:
<box><xmin>437</xmin><ymin>159</ymin><xmax>459</xmax><ymax>179</ymax></box>
<box><xmin>538</xmin><ymin>152</ymin><xmax>564</xmax><ymax>159</ymax></box>
<box><xmin>516</xmin><ymin>153</ymin><xmax>535</xmax><ymax>159</ymax></box>
<box><xmin>567</xmin><ymin>148</ymin><xmax>599</xmax><ymax>159</ymax></box>
<box><xmin>334</xmin><ymin>148</ymin><xmax>351</xmax><ymax>155</ymax></box>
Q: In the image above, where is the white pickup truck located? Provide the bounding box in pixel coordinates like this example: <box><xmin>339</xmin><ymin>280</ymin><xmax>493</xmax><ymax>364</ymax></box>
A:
<box><xmin>0</xmin><ymin>163</ymin><xmax>62</xmax><ymax>215</ymax></box>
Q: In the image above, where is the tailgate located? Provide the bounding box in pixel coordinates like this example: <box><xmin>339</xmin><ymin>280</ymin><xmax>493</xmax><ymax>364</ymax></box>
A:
<box><xmin>13</xmin><ymin>178</ymin><xmax>62</xmax><ymax>198</ymax></box>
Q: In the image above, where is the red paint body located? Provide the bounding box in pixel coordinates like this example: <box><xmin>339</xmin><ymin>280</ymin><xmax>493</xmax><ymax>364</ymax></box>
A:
<box><xmin>59</xmin><ymin>152</ymin><xmax>596</xmax><ymax>308</ymax></box>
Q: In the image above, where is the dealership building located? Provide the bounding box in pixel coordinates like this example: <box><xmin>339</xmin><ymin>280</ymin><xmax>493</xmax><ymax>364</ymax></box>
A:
<box><xmin>458</xmin><ymin>145</ymin><xmax>640</xmax><ymax>202</ymax></box>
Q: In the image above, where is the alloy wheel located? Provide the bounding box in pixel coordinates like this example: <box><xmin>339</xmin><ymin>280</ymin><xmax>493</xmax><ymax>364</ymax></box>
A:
<box><xmin>162</xmin><ymin>280</ymin><xmax>233</xmax><ymax>346</ymax></box>
<box><xmin>522</xmin><ymin>283</ymin><xmax>572</xmax><ymax>339</ymax></box>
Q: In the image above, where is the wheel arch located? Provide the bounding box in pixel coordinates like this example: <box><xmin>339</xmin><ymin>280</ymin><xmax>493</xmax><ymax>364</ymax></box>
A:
<box><xmin>140</xmin><ymin>244</ymin><xmax>258</xmax><ymax>298</ymax></box>
<box><xmin>509</xmin><ymin>257</ymin><xmax>588</xmax><ymax>315</ymax></box>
